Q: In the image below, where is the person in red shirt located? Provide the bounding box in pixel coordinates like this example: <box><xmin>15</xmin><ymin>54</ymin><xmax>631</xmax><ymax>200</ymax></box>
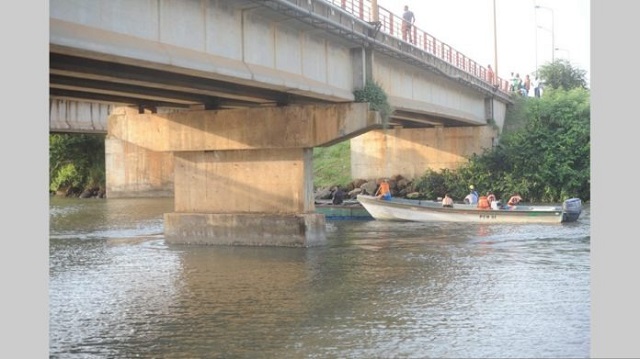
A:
<box><xmin>487</xmin><ymin>65</ymin><xmax>495</xmax><ymax>86</ymax></box>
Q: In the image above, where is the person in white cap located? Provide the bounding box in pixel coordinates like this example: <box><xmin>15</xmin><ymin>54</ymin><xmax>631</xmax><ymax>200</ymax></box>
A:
<box><xmin>464</xmin><ymin>185</ymin><xmax>479</xmax><ymax>204</ymax></box>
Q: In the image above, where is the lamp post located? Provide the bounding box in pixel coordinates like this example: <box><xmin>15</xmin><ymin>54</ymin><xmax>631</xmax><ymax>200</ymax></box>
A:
<box><xmin>493</xmin><ymin>0</ymin><xmax>498</xmax><ymax>77</ymax></box>
<box><xmin>534</xmin><ymin>8</ymin><xmax>538</xmax><ymax>76</ymax></box>
<box><xmin>371</xmin><ymin>0</ymin><xmax>378</xmax><ymax>22</ymax></box>
<box><xmin>535</xmin><ymin>5</ymin><xmax>555</xmax><ymax>63</ymax></box>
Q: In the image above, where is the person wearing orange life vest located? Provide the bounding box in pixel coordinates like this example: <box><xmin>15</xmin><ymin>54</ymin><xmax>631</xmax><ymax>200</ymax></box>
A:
<box><xmin>477</xmin><ymin>195</ymin><xmax>491</xmax><ymax>209</ymax></box>
<box><xmin>375</xmin><ymin>178</ymin><xmax>391</xmax><ymax>200</ymax></box>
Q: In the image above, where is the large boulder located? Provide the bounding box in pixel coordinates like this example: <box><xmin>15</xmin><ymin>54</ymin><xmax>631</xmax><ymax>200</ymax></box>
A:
<box><xmin>314</xmin><ymin>187</ymin><xmax>333</xmax><ymax>200</ymax></box>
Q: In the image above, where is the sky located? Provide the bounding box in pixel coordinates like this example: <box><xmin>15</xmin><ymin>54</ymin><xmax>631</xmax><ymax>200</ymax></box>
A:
<box><xmin>376</xmin><ymin>0</ymin><xmax>590</xmax><ymax>84</ymax></box>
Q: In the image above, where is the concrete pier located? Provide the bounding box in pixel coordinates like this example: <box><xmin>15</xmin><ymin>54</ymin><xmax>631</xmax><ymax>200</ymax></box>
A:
<box><xmin>107</xmin><ymin>103</ymin><xmax>381</xmax><ymax>246</ymax></box>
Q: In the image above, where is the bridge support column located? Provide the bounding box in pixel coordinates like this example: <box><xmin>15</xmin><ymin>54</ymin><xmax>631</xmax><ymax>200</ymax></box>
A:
<box><xmin>107</xmin><ymin>103</ymin><xmax>381</xmax><ymax>246</ymax></box>
<box><xmin>105</xmin><ymin>137</ymin><xmax>174</xmax><ymax>198</ymax></box>
<box><xmin>351</xmin><ymin>125</ymin><xmax>498</xmax><ymax>179</ymax></box>
<box><xmin>164</xmin><ymin>148</ymin><xmax>325</xmax><ymax>246</ymax></box>
<box><xmin>105</xmin><ymin>106</ymin><xmax>175</xmax><ymax>198</ymax></box>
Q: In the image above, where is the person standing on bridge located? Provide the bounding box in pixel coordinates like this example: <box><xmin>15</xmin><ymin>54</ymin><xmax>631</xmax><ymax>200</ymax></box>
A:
<box><xmin>524</xmin><ymin>74</ymin><xmax>532</xmax><ymax>96</ymax></box>
<box><xmin>533</xmin><ymin>75</ymin><xmax>541</xmax><ymax>98</ymax></box>
<box><xmin>402</xmin><ymin>5</ymin><xmax>415</xmax><ymax>44</ymax></box>
<box><xmin>487</xmin><ymin>65</ymin><xmax>495</xmax><ymax>86</ymax></box>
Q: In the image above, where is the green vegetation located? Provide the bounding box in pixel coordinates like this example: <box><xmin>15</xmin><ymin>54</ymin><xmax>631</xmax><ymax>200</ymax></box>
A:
<box><xmin>49</xmin><ymin>133</ymin><xmax>105</xmax><ymax>194</ymax></box>
<box><xmin>414</xmin><ymin>61</ymin><xmax>590</xmax><ymax>203</ymax></box>
<box><xmin>413</xmin><ymin>86</ymin><xmax>590</xmax><ymax>202</ymax></box>
<box><xmin>313</xmin><ymin>141</ymin><xmax>352</xmax><ymax>188</ymax></box>
<box><xmin>537</xmin><ymin>59</ymin><xmax>588</xmax><ymax>91</ymax></box>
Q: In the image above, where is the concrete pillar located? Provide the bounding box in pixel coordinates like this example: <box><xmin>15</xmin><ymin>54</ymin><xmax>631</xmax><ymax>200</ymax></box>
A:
<box><xmin>105</xmin><ymin>138</ymin><xmax>174</xmax><ymax>198</ymax></box>
<box><xmin>105</xmin><ymin>106</ymin><xmax>175</xmax><ymax>198</ymax></box>
<box><xmin>350</xmin><ymin>125</ymin><xmax>498</xmax><ymax>179</ymax></box>
<box><xmin>164</xmin><ymin>148</ymin><xmax>325</xmax><ymax>247</ymax></box>
<box><xmin>107</xmin><ymin>103</ymin><xmax>381</xmax><ymax>247</ymax></box>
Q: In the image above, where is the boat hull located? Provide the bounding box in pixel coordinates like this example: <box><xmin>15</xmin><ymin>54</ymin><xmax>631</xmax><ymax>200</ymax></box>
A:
<box><xmin>357</xmin><ymin>195</ymin><xmax>581</xmax><ymax>224</ymax></box>
<box><xmin>315</xmin><ymin>203</ymin><xmax>373</xmax><ymax>220</ymax></box>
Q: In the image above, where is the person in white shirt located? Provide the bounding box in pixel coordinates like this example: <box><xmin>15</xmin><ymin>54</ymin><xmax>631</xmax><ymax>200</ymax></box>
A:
<box><xmin>533</xmin><ymin>76</ymin><xmax>541</xmax><ymax>97</ymax></box>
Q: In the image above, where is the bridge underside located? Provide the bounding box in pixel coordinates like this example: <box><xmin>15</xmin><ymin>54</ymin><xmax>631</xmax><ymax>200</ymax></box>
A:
<box><xmin>50</xmin><ymin>51</ymin><xmax>485</xmax><ymax>130</ymax></box>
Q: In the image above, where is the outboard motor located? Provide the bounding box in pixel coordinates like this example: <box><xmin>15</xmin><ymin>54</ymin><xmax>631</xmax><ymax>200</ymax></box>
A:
<box><xmin>562</xmin><ymin>198</ymin><xmax>583</xmax><ymax>222</ymax></box>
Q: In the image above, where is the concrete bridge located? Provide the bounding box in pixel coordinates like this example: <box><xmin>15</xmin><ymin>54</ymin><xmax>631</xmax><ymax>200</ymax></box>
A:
<box><xmin>50</xmin><ymin>0</ymin><xmax>513</xmax><ymax>247</ymax></box>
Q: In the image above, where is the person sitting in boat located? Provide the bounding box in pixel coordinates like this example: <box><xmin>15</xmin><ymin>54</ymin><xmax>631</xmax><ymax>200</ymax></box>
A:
<box><xmin>332</xmin><ymin>187</ymin><xmax>345</xmax><ymax>205</ymax></box>
<box><xmin>507</xmin><ymin>193</ymin><xmax>522</xmax><ymax>208</ymax></box>
<box><xmin>463</xmin><ymin>186</ymin><xmax>478</xmax><ymax>204</ymax></box>
<box><xmin>487</xmin><ymin>191</ymin><xmax>501</xmax><ymax>209</ymax></box>
<box><xmin>442</xmin><ymin>193</ymin><xmax>454</xmax><ymax>207</ymax></box>
<box><xmin>375</xmin><ymin>178</ymin><xmax>392</xmax><ymax>200</ymax></box>
<box><xmin>469</xmin><ymin>185</ymin><xmax>479</xmax><ymax>199</ymax></box>
<box><xmin>486</xmin><ymin>191</ymin><xmax>498</xmax><ymax>209</ymax></box>
<box><xmin>477</xmin><ymin>194</ymin><xmax>491</xmax><ymax>209</ymax></box>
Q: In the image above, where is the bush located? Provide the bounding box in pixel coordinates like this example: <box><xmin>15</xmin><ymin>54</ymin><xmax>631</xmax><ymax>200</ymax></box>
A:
<box><xmin>49</xmin><ymin>133</ymin><xmax>106</xmax><ymax>193</ymax></box>
<box><xmin>353</xmin><ymin>80</ymin><xmax>393</xmax><ymax>127</ymax></box>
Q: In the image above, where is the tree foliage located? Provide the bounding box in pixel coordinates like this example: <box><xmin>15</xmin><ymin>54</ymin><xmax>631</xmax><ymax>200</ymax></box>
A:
<box><xmin>538</xmin><ymin>59</ymin><xmax>588</xmax><ymax>91</ymax></box>
<box><xmin>49</xmin><ymin>133</ymin><xmax>106</xmax><ymax>192</ymax></box>
<box><xmin>414</xmin><ymin>87</ymin><xmax>590</xmax><ymax>203</ymax></box>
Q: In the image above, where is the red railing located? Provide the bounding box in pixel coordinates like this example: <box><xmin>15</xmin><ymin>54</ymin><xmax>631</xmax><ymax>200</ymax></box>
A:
<box><xmin>325</xmin><ymin>0</ymin><xmax>510</xmax><ymax>93</ymax></box>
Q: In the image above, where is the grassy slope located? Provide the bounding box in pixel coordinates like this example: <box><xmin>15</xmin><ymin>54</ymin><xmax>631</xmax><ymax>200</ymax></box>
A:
<box><xmin>312</xmin><ymin>141</ymin><xmax>352</xmax><ymax>189</ymax></box>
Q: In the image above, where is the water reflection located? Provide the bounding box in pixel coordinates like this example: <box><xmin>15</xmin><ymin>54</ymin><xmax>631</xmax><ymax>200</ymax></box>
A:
<box><xmin>49</xmin><ymin>198</ymin><xmax>590</xmax><ymax>358</ymax></box>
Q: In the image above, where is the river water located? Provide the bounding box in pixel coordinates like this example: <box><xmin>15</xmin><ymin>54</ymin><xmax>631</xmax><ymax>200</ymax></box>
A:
<box><xmin>49</xmin><ymin>196</ymin><xmax>590</xmax><ymax>358</ymax></box>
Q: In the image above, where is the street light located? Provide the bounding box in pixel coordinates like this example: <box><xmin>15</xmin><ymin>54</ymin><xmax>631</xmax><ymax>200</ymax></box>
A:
<box><xmin>535</xmin><ymin>5</ymin><xmax>555</xmax><ymax>63</ymax></box>
<box><xmin>493</xmin><ymin>0</ymin><xmax>498</xmax><ymax>77</ymax></box>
